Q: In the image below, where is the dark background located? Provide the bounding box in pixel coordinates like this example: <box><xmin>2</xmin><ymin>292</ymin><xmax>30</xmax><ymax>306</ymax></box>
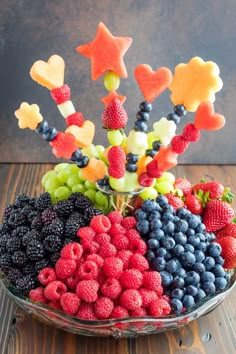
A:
<box><xmin>0</xmin><ymin>0</ymin><xmax>236</xmax><ymax>163</ymax></box>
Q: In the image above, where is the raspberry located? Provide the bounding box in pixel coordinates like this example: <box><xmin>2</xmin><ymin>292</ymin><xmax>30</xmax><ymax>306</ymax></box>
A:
<box><xmin>103</xmin><ymin>257</ymin><xmax>124</xmax><ymax>279</ymax></box>
<box><xmin>94</xmin><ymin>296</ymin><xmax>114</xmax><ymax>319</ymax></box>
<box><xmin>129</xmin><ymin>238</ymin><xmax>147</xmax><ymax>255</ymax></box>
<box><xmin>90</xmin><ymin>215</ymin><xmax>111</xmax><ymax>233</ymax></box>
<box><xmin>55</xmin><ymin>258</ymin><xmax>77</xmax><ymax>280</ymax></box>
<box><xmin>110</xmin><ymin>306</ymin><xmax>129</xmax><ymax>319</ymax></box>
<box><xmin>125</xmin><ymin>229</ymin><xmax>141</xmax><ymax>241</ymax></box>
<box><xmin>86</xmin><ymin>254</ymin><xmax>104</xmax><ymax>268</ymax></box>
<box><xmin>108</xmin><ymin>164</ymin><xmax>126</xmax><ymax>179</ymax></box>
<box><xmin>111</xmin><ymin>234</ymin><xmax>129</xmax><ymax>251</ymax></box>
<box><xmin>100</xmin><ymin>278</ymin><xmax>122</xmax><ymax>299</ymax></box>
<box><xmin>77</xmin><ymin>260</ymin><xmax>98</xmax><ymax>280</ymax></box>
<box><xmin>182</xmin><ymin>123</ymin><xmax>201</xmax><ymax>142</ymax></box>
<box><xmin>138</xmin><ymin>172</ymin><xmax>155</xmax><ymax>187</ymax></box>
<box><xmin>120</xmin><ymin>289</ymin><xmax>142</xmax><ymax>311</ymax></box>
<box><xmin>143</xmin><ymin>271</ymin><xmax>162</xmax><ymax>292</ymax></box>
<box><xmin>121</xmin><ymin>216</ymin><xmax>137</xmax><ymax>230</ymax></box>
<box><xmin>77</xmin><ymin>227</ymin><xmax>96</xmax><ymax>242</ymax></box>
<box><xmin>82</xmin><ymin>241</ymin><xmax>100</xmax><ymax>256</ymax></box>
<box><xmin>65</xmin><ymin>273</ymin><xmax>80</xmax><ymax>291</ymax></box>
<box><xmin>60</xmin><ymin>292</ymin><xmax>81</xmax><ymax>315</ymax></box>
<box><xmin>130</xmin><ymin>307</ymin><xmax>147</xmax><ymax>317</ymax></box>
<box><xmin>76</xmin><ymin>279</ymin><xmax>99</xmax><ymax>303</ymax></box>
<box><xmin>60</xmin><ymin>242</ymin><xmax>83</xmax><ymax>261</ymax></box>
<box><xmin>109</xmin><ymin>223</ymin><xmax>126</xmax><ymax>237</ymax></box>
<box><xmin>48</xmin><ymin>301</ymin><xmax>62</xmax><ymax>310</ymax></box>
<box><xmin>107</xmin><ymin>211</ymin><xmax>123</xmax><ymax>224</ymax></box>
<box><xmin>117</xmin><ymin>250</ymin><xmax>132</xmax><ymax>270</ymax></box>
<box><xmin>50</xmin><ymin>84</ymin><xmax>71</xmax><ymax>104</ymax></box>
<box><xmin>146</xmin><ymin>160</ymin><xmax>163</xmax><ymax>178</ymax></box>
<box><xmin>149</xmin><ymin>299</ymin><xmax>171</xmax><ymax>316</ymax></box>
<box><xmin>29</xmin><ymin>286</ymin><xmax>48</xmax><ymax>303</ymax></box>
<box><xmin>138</xmin><ymin>288</ymin><xmax>158</xmax><ymax>308</ymax></box>
<box><xmin>120</xmin><ymin>269</ymin><xmax>143</xmax><ymax>289</ymax></box>
<box><xmin>38</xmin><ymin>267</ymin><xmax>57</xmax><ymax>286</ymax></box>
<box><xmin>94</xmin><ymin>233</ymin><xmax>111</xmax><ymax>245</ymax></box>
<box><xmin>76</xmin><ymin>302</ymin><xmax>97</xmax><ymax>320</ymax></box>
<box><xmin>99</xmin><ymin>243</ymin><xmax>117</xmax><ymax>258</ymax></box>
<box><xmin>96</xmin><ymin>272</ymin><xmax>106</xmax><ymax>285</ymax></box>
<box><xmin>129</xmin><ymin>254</ymin><xmax>149</xmax><ymax>272</ymax></box>
<box><xmin>66</xmin><ymin>112</ymin><xmax>84</xmax><ymax>127</ymax></box>
<box><xmin>171</xmin><ymin>135</ymin><xmax>189</xmax><ymax>154</ymax></box>
<box><xmin>44</xmin><ymin>280</ymin><xmax>67</xmax><ymax>301</ymax></box>
<box><xmin>108</xmin><ymin>146</ymin><xmax>126</xmax><ymax>163</ymax></box>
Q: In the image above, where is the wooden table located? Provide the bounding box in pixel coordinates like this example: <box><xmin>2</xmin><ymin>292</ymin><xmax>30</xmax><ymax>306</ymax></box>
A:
<box><xmin>1</xmin><ymin>164</ymin><xmax>236</xmax><ymax>354</ymax></box>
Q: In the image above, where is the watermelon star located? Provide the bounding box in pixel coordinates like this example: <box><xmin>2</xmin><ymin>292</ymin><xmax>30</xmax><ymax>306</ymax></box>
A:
<box><xmin>76</xmin><ymin>22</ymin><xmax>132</xmax><ymax>80</ymax></box>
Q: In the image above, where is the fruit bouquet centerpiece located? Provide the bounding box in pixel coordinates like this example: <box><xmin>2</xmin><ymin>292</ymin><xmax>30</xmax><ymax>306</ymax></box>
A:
<box><xmin>0</xmin><ymin>22</ymin><xmax>236</xmax><ymax>337</ymax></box>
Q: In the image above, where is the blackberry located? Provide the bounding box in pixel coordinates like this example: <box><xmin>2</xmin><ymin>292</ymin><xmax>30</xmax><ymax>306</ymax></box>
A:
<box><xmin>43</xmin><ymin>234</ymin><xmax>62</xmax><ymax>253</ymax></box>
<box><xmin>0</xmin><ymin>254</ymin><xmax>12</xmax><ymax>273</ymax></box>
<box><xmin>20</xmin><ymin>205</ymin><xmax>34</xmax><ymax>219</ymax></box>
<box><xmin>28</xmin><ymin>210</ymin><xmax>40</xmax><ymax>224</ymax></box>
<box><xmin>12</xmin><ymin>226</ymin><xmax>30</xmax><ymax>238</ymax></box>
<box><xmin>11</xmin><ymin>251</ymin><xmax>28</xmax><ymax>267</ymax></box>
<box><xmin>54</xmin><ymin>200</ymin><xmax>74</xmax><ymax>218</ymax></box>
<box><xmin>50</xmin><ymin>252</ymin><xmax>60</xmax><ymax>265</ymax></box>
<box><xmin>15</xmin><ymin>275</ymin><xmax>36</xmax><ymax>296</ymax></box>
<box><xmin>22</xmin><ymin>263</ymin><xmax>36</xmax><ymax>276</ymax></box>
<box><xmin>65</xmin><ymin>214</ymin><xmax>85</xmax><ymax>238</ymax></box>
<box><xmin>22</xmin><ymin>230</ymin><xmax>42</xmax><ymax>247</ymax></box>
<box><xmin>41</xmin><ymin>209</ymin><xmax>58</xmax><ymax>225</ymax></box>
<box><xmin>63</xmin><ymin>238</ymin><xmax>75</xmax><ymax>246</ymax></box>
<box><xmin>85</xmin><ymin>207</ymin><xmax>102</xmax><ymax>222</ymax></box>
<box><xmin>35</xmin><ymin>259</ymin><xmax>50</xmax><ymax>273</ymax></box>
<box><xmin>7</xmin><ymin>212</ymin><xmax>27</xmax><ymax>228</ymax></box>
<box><xmin>34</xmin><ymin>192</ymin><xmax>52</xmax><ymax>211</ymax></box>
<box><xmin>14</xmin><ymin>194</ymin><xmax>32</xmax><ymax>208</ymax></box>
<box><xmin>7</xmin><ymin>268</ymin><xmax>23</xmax><ymax>285</ymax></box>
<box><xmin>26</xmin><ymin>240</ymin><xmax>45</xmax><ymax>261</ymax></box>
<box><xmin>6</xmin><ymin>237</ymin><xmax>22</xmax><ymax>254</ymax></box>
<box><xmin>3</xmin><ymin>205</ymin><xmax>15</xmax><ymax>221</ymax></box>
<box><xmin>31</xmin><ymin>216</ymin><xmax>43</xmax><ymax>231</ymax></box>
<box><xmin>42</xmin><ymin>218</ymin><xmax>64</xmax><ymax>237</ymax></box>
<box><xmin>0</xmin><ymin>233</ymin><xmax>11</xmax><ymax>248</ymax></box>
<box><xmin>0</xmin><ymin>223</ymin><xmax>10</xmax><ymax>236</ymax></box>
<box><xmin>0</xmin><ymin>246</ymin><xmax>5</xmax><ymax>256</ymax></box>
<box><xmin>72</xmin><ymin>193</ymin><xmax>92</xmax><ymax>211</ymax></box>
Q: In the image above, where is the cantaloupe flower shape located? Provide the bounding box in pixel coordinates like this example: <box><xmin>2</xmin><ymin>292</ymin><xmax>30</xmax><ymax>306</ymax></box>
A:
<box><xmin>169</xmin><ymin>57</ymin><xmax>223</xmax><ymax>112</ymax></box>
<box><xmin>15</xmin><ymin>102</ymin><xmax>43</xmax><ymax>130</ymax></box>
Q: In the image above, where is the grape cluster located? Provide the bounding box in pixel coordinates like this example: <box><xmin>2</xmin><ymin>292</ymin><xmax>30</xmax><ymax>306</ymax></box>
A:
<box><xmin>139</xmin><ymin>171</ymin><xmax>175</xmax><ymax>201</ymax></box>
<box><xmin>135</xmin><ymin>195</ymin><xmax>229</xmax><ymax>314</ymax></box>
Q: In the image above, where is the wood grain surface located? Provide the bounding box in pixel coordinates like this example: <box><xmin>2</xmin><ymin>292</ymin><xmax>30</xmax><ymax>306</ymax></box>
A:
<box><xmin>1</xmin><ymin>0</ymin><xmax>236</xmax><ymax>163</ymax></box>
<box><xmin>0</xmin><ymin>164</ymin><xmax>236</xmax><ymax>354</ymax></box>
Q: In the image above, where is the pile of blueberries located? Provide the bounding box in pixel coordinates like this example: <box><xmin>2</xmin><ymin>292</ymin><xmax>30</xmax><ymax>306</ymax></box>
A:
<box><xmin>135</xmin><ymin>195</ymin><xmax>230</xmax><ymax>314</ymax></box>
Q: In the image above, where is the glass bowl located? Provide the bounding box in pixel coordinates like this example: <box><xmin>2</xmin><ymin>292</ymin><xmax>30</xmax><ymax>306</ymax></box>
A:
<box><xmin>1</xmin><ymin>269</ymin><xmax>236</xmax><ymax>338</ymax></box>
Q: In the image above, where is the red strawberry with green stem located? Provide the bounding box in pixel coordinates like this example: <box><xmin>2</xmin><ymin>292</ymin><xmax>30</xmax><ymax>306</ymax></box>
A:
<box><xmin>216</xmin><ymin>236</ymin><xmax>236</xmax><ymax>269</ymax></box>
<box><xmin>203</xmin><ymin>199</ymin><xmax>235</xmax><ymax>232</ymax></box>
<box><xmin>192</xmin><ymin>181</ymin><xmax>224</xmax><ymax>200</ymax></box>
<box><xmin>102</xmin><ymin>98</ymin><xmax>128</xmax><ymax>130</ymax></box>
<box><xmin>165</xmin><ymin>193</ymin><xmax>185</xmax><ymax>211</ymax></box>
<box><xmin>174</xmin><ymin>177</ymin><xmax>192</xmax><ymax>197</ymax></box>
<box><xmin>184</xmin><ymin>194</ymin><xmax>203</xmax><ymax>215</ymax></box>
<box><xmin>216</xmin><ymin>223</ymin><xmax>236</xmax><ymax>239</ymax></box>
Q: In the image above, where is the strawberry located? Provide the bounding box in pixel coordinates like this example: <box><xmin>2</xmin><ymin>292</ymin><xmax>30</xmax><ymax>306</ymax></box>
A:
<box><xmin>216</xmin><ymin>224</ymin><xmax>236</xmax><ymax>239</ymax></box>
<box><xmin>192</xmin><ymin>181</ymin><xmax>224</xmax><ymax>199</ymax></box>
<box><xmin>165</xmin><ymin>193</ymin><xmax>184</xmax><ymax>210</ymax></box>
<box><xmin>102</xmin><ymin>98</ymin><xmax>128</xmax><ymax>129</ymax></box>
<box><xmin>184</xmin><ymin>194</ymin><xmax>203</xmax><ymax>215</ymax></box>
<box><xmin>203</xmin><ymin>199</ymin><xmax>235</xmax><ymax>232</ymax></box>
<box><xmin>174</xmin><ymin>177</ymin><xmax>192</xmax><ymax>197</ymax></box>
<box><xmin>216</xmin><ymin>236</ymin><xmax>236</xmax><ymax>269</ymax></box>
<box><xmin>146</xmin><ymin>160</ymin><xmax>163</xmax><ymax>178</ymax></box>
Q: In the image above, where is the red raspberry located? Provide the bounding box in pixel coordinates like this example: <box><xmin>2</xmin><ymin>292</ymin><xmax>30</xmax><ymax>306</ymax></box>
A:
<box><xmin>109</xmin><ymin>223</ymin><xmax>126</xmax><ymax>237</ymax></box>
<box><xmin>94</xmin><ymin>296</ymin><xmax>114</xmax><ymax>319</ymax></box>
<box><xmin>107</xmin><ymin>211</ymin><xmax>123</xmax><ymax>224</ymax></box>
<box><xmin>76</xmin><ymin>302</ymin><xmax>97</xmax><ymax>320</ymax></box>
<box><xmin>29</xmin><ymin>286</ymin><xmax>48</xmax><ymax>303</ymax></box>
<box><xmin>138</xmin><ymin>172</ymin><xmax>155</xmax><ymax>187</ymax></box>
<box><xmin>129</xmin><ymin>254</ymin><xmax>149</xmax><ymax>272</ymax></box>
<box><xmin>96</xmin><ymin>272</ymin><xmax>106</xmax><ymax>285</ymax></box>
<box><xmin>77</xmin><ymin>227</ymin><xmax>96</xmax><ymax>242</ymax></box>
<box><xmin>171</xmin><ymin>135</ymin><xmax>190</xmax><ymax>154</ymax></box>
<box><xmin>117</xmin><ymin>250</ymin><xmax>132</xmax><ymax>270</ymax></box>
<box><xmin>50</xmin><ymin>84</ymin><xmax>71</xmax><ymax>104</ymax></box>
<box><xmin>130</xmin><ymin>307</ymin><xmax>147</xmax><ymax>317</ymax></box>
<box><xmin>99</xmin><ymin>243</ymin><xmax>117</xmax><ymax>258</ymax></box>
<box><xmin>120</xmin><ymin>289</ymin><xmax>142</xmax><ymax>311</ymax></box>
<box><xmin>138</xmin><ymin>288</ymin><xmax>158</xmax><ymax>308</ymax></box>
<box><xmin>90</xmin><ymin>215</ymin><xmax>111</xmax><ymax>233</ymax></box>
<box><xmin>76</xmin><ymin>279</ymin><xmax>99</xmax><ymax>303</ymax></box>
<box><xmin>161</xmin><ymin>295</ymin><xmax>171</xmax><ymax>303</ymax></box>
<box><xmin>108</xmin><ymin>146</ymin><xmax>126</xmax><ymax>163</ymax></box>
<box><xmin>110</xmin><ymin>306</ymin><xmax>129</xmax><ymax>319</ymax></box>
<box><xmin>120</xmin><ymin>269</ymin><xmax>143</xmax><ymax>289</ymax></box>
<box><xmin>44</xmin><ymin>280</ymin><xmax>67</xmax><ymax>301</ymax></box>
<box><xmin>146</xmin><ymin>160</ymin><xmax>163</xmax><ymax>178</ymax></box>
<box><xmin>60</xmin><ymin>242</ymin><xmax>83</xmax><ymax>261</ymax></box>
<box><xmin>182</xmin><ymin>123</ymin><xmax>201</xmax><ymax>142</ymax></box>
<box><xmin>66</xmin><ymin>112</ymin><xmax>84</xmax><ymax>127</ymax></box>
<box><xmin>121</xmin><ymin>216</ymin><xmax>137</xmax><ymax>230</ymax></box>
<box><xmin>38</xmin><ymin>267</ymin><xmax>57</xmax><ymax>286</ymax></box>
<box><xmin>108</xmin><ymin>164</ymin><xmax>126</xmax><ymax>179</ymax></box>
<box><xmin>129</xmin><ymin>238</ymin><xmax>147</xmax><ymax>255</ymax></box>
<box><xmin>48</xmin><ymin>301</ymin><xmax>62</xmax><ymax>310</ymax></box>
<box><xmin>78</xmin><ymin>260</ymin><xmax>99</xmax><ymax>280</ymax></box>
<box><xmin>100</xmin><ymin>278</ymin><xmax>122</xmax><ymax>299</ymax></box>
<box><xmin>103</xmin><ymin>257</ymin><xmax>124</xmax><ymax>279</ymax></box>
<box><xmin>60</xmin><ymin>292</ymin><xmax>81</xmax><ymax>315</ymax></box>
<box><xmin>94</xmin><ymin>233</ymin><xmax>111</xmax><ymax>245</ymax></box>
<box><xmin>86</xmin><ymin>254</ymin><xmax>104</xmax><ymax>268</ymax></box>
<box><xmin>82</xmin><ymin>241</ymin><xmax>100</xmax><ymax>256</ymax></box>
<box><xmin>125</xmin><ymin>229</ymin><xmax>141</xmax><ymax>241</ymax></box>
<box><xmin>65</xmin><ymin>273</ymin><xmax>80</xmax><ymax>291</ymax></box>
<box><xmin>143</xmin><ymin>271</ymin><xmax>162</xmax><ymax>292</ymax></box>
<box><xmin>149</xmin><ymin>299</ymin><xmax>171</xmax><ymax>316</ymax></box>
<box><xmin>55</xmin><ymin>258</ymin><xmax>77</xmax><ymax>280</ymax></box>
<box><xmin>111</xmin><ymin>234</ymin><xmax>129</xmax><ymax>251</ymax></box>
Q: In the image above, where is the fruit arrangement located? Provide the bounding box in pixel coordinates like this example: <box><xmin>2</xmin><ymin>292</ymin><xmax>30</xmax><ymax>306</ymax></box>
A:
<box><xmin>0</xmin><ymin>22</ymin><xmax>236</xmax><ymax>331</ymax></box>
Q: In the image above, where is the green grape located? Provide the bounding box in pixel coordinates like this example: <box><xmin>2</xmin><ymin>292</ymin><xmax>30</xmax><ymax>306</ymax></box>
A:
<box><xmin>84</xmin><ymin>189</ymin><xmax>96</xmax><ymax>202</ymax></box>
<box><xmin>107</xmin><ymin>130</ymin><xmax>123</xmax><ymax>146</ymax></box>
<box><xmin>67</xmin><ymin>175</ymin><xmax>82</xmax><ymax>189</ymax></box>
<box><xmin>41</xmin><ymin>170</ymin><xmax>58</xmax><ymax>188</ymax></box>
<box><xmin>57</xmin><ymin>169</ymin><xmax>71</xmax><ymax>184</ymax></box>
<box><xmin>65</xmin><ymin>164</ymin><xmax>80</xmax><ymax>175</ymax></box>
<box><xmin>109</xmin><ymin>176</ymin><xmax>125</xmax><ymax>191</ymax></box>
<box><xmin>85</xmin><ymin>180</ymin><xmax>97</xmax><ymax>190</ymax></box>
<box><xmin>54</xmin><ymin>163</ymin><xmax>70</xmax><ymax>173</ymax></box>
<box><xmin>45</xmin><ymin>175</ymin><xmax>62</xmax><ymax>191</ymax></box>
<box><xmin>147</xmin><ymin>131</ymin><xmax>155</xmax><ymax>149</ymax></box>
<box><xmin>95</xmin><ymin>191</ymin><xmax>107</xmax><ymax>205</ymax></box>
<box><xmin>54</xmin><ymin>186</ymin><xmax>71</xmax><ymax>201</ymax></box>
<box><xmin>155</xmin><ymin>181</ymin><xmax>174</xmax><ymax>194</ymax></box>
<box><xmin>82</xmin><ymin>145</ymin><xmax>98</xmax><ymax>158</ymax></box>
<box><xmin>156</xmin><ymin>172</ymin><xmax>175</xmax><ymax>185</ymax></box>
<box><xmin>78</xmin><ymin>169</ymin><xmax>86</xmax><ymax>182</ymax></box>
<box><xmin>140</xmin><ymin>187</ymin><xmax>158</xmax><ymax>200</ymax></box>
<box><xmin>72</xmin><ymin>184</ymin><xmax>86</xmax><ymax>193</ymax></box>
<box><xmin>104</xmin><ymin>71</ymin><xmax>120</xmax><ymax>91</ymax></box>
<box><xmin>95</xmin><ymin>145</ymin><xmax>105</xmax><ymax>159</ymax></box>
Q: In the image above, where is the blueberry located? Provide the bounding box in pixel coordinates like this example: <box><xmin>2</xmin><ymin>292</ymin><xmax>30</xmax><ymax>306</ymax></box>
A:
<box><xmin>152</xmin><ymin>140</ymin><xmax>162</xmax><ymax>151</ymax></box>
<box><xmin>36</xmin><ymin>120</ymin><xmax>49</xmax><ymax>134</ymax></box>
<box><xmin>166</xmin><ymin>113</ymin><xmax>180</xmax><ymax>124</ymax></box>
<box><xmin>126</xmin><ymin>153</ymin><xmax>139</xmax><ymax>163</ymax></box>
<box><xmin>139</xmin><ymin>101</ymin><xmax>152</xmax><ymax>112</ymax></box>
<box><xmin>203</xmin><ymin>256</ymin><xmax>215</xmax><ymax>270</ymax></box>
<box><xmin>194</xmin><ymin>250</ymin><xmax>205</xmax><ymax>262</ymax></box>
<box><xmin>184</xmin><ymin>244</ymin><xmax>195</xmax><ymax>253</ymax></box>
<box><xmin>196</xmin><ymin>242</ymin><xmax>207</xmax><ymax>252</ymax></box>
<box><xmin>134</xmin><ymin>120</ymin><xmax>148</xmax><ymax>132</ymax></box>
<box><xmin>162</xmin><ymin>204</ymin><xmax>175</xmax><ymax>214</ymax></box>
<box><xmin>162</xmin><ymin>221</ymin><xmax>175</xmax><ymax>234</ymax></box>
<box><xmin>146</xmin><ymin>250</ymin><xmax>155</xmax><ymax>262</ymax></box>
<box><xmin>177</xmin><ymin>208</ymin><xmax>191</xmax><ymax>219</ymax></box>
<box><xmin>151</xmin><ymin>257</ymin><xmax>166</xmax><ymax>271</ymax></box>
<box><xmin>161</xmin><ymin>236</ymin><xmax>176</xmax><ymax>250</ymax></box>
<box><xmin>201</xmin><ymin>281</ymin><xmax>216</xmax><ymax>294</ymax></box>
<box><xmin>70</xmin><ymin>149</ymin><xmax>82</xmax><ymax>162</ymax></box>
<box><xmin>171</xmin><ymin>288</ymin><xmax>184</xmax><ymax>300</ymax></box>
<box><xmin>194</xmin><ymin>288</ymin><xmax>206</xmax><ymax>302</ymax></box>
<box><xmin>76</xmin><ymin>156</ymin><xmax>89</xmax><ymax>168</ymax></box>
<box><xmin>212</xmin><ymin>264</ymin><xmax>226</xmax><ymax>277</ymax></box>
<box><xmin>160</xmin><ymin>271</ymin><xmax>173</xmax><ymax>287</ymax></box>
<box><xmin>174</xmin><ymin>232</ymin><xmax>187</xmax><ymax>245</ymax></box>
<box><xmin>136</xmin><ymin>220</ymin><xmax>149</xmax><ymax>235</ymax></box>
<box><xmin>173</xmin><ymin>244</ymin><xmax>185</xmax><ymax>257</ymax></box>
<box><xmin>215</xmin><ymin>277</ymin><xmax>227</xmax><ymax>290</ymax></box>
<box><xmin>97</xmin><ymin>176</ymin><xmax>109</xmax><ymax>187</ymax></box>
<box><xmin>175</xmin><ymin>268</ymin><xmax>187</xmax><ymax>279</ymax></box>
<box><xmin>207</xmin><ymin>242</ymin><xmax>222</xmax><ymax>257</ymax></box>
<box><xmin>147</xmin><ymin>238</ymin><xmax>159</xmax><ymax>250</ymax></box>
<box><xmin>185</xmin><ymin>271</ymin><xmax>200</xmax><ymax>286</ymax></box>
<box><xmin>149</xmin><ymin>229</ymin><xmax>164</xmax><ymax>240</ymax></box>
<box><xmin>182</xmin><ymin>295</ymin><xmax>195</xmax><ymax>309</ymax></box>
<box><xmin>156</xmin><ymin>195</ymin><xmax>168</xmax><ymax>207</ymax></box>
<box><xmin>214</xmin><ymin>256</ymin><xmax>224</xmax><ymax>265</ymax></box>
<box><xmin>205</xmin><ymin>232</ymin><xmax>216</xmax><ymax>242</ymax></box>
<box><xmin>196</xmin><ymin>232</ymin><xmax>206</xmax><ymax>242</ymax></box>
<box><xmin>170</xmin><ymin>298</ymin><xmax>183</xmax><ymax>314</ymax></box>
<box><xmin>186</xmin><ymin>228</ymin><xmax>195</xmax><ymax>237</ymax></box>
<box><xmin>136</xmin><ymin>110</ymin><xmax>150</xmax><ymax>121</ymax></box>
<box><xmin>185</xmin><ymin>214</ymin><xmax>201</xmax><ymax>229</ymax></box>
<box><xmin>195</xmin><ymin>223</ymin><xmax>206</xmax><ymax>233</ymax></box>
<box><xmin>142</xmin><ymin>200</ymin><xmax>156</xmax><ymax>212</ymax></box>
<box><xmin>174</xmin><ymin>104</ymin><xmax>186</xmax><ymax>117</ymax></box>
<box><xmin>166</xmin><ymin>259</ymin><xmax>178</xmax><ymax>273</ymax></box>
<box><xmin>192</xmin><ymin>262</ymin><xmax>206</xmax><ymax>274</ymax></box>
<box><xmin>165</xmin><ymin>251</ymin><xmax>172</xmax><ymax>260</ymax></box>
<box><xmin>145</xmin><ymin>149</ymin><xmax>157</xmax><ymax>158</ymax></box>
<box><xmin>125</xmin><ymin>163</ymin><xmax>138</xmax><ymax>172</ymax></box>
<box><xmin>173</xmin><ymin>276</ymin><xmax>185</xmax><ymax>288</ymax></box>
<box><xmin>135</xmin><ymin>209</ymin><xmax>147</xmax><ymax>220</ymax></box>
<box><xmin>150</xmin><ymin>218</ymin><xmax>162</xmax><ymax>230</ymax></box>
<box><xmin>180</xmin><ymin>252</ymin><xmax>196</xmax><ymax>267</ymax></box>
<box><xmin>175</xmin><ymin>219</ymin><xmax>188</xmax><ymax>233</ymax></box>
<box><xmin>188</xmin><ymin>235</ymin><xmax>200</xmax><ymax>248</ymax></box>
<box><xmin>43</xmin><ymin>127</ymin><xmax>58</xmax><ymax>141</ymax></box>
<box><xmin>162</xmin><ymin>212</ymin><xmax>175</xmax><ymax>222</ymax></box>
<box><xmin>149</xmin><ymin>211</ymin><xmax>161</xmax><ymax>221</ymax></box>
<box><xmin>201</xmin><ymin>271</ymin><xmax>215</xmax><ymax>283</ymax></box>
<box><xmin>186</xmin><ymin>285</ymin><xmax>198</xmax><ymax>296</ymax></box>
<box><xmin>155</xmin><ymin>247</ymin><xmax>167</xmax><ymax>258</ymax></box>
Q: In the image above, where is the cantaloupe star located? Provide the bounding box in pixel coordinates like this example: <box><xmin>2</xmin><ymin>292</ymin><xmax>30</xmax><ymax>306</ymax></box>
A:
<box><xmin>15</xmin><ymin>102</ymin><xmax>43</xmax><ymax>130</ymax></box>
<box><xmin>76</xmin><ymin>22</ymin><xmax>132</xmax><ymax>80</ymax></box>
